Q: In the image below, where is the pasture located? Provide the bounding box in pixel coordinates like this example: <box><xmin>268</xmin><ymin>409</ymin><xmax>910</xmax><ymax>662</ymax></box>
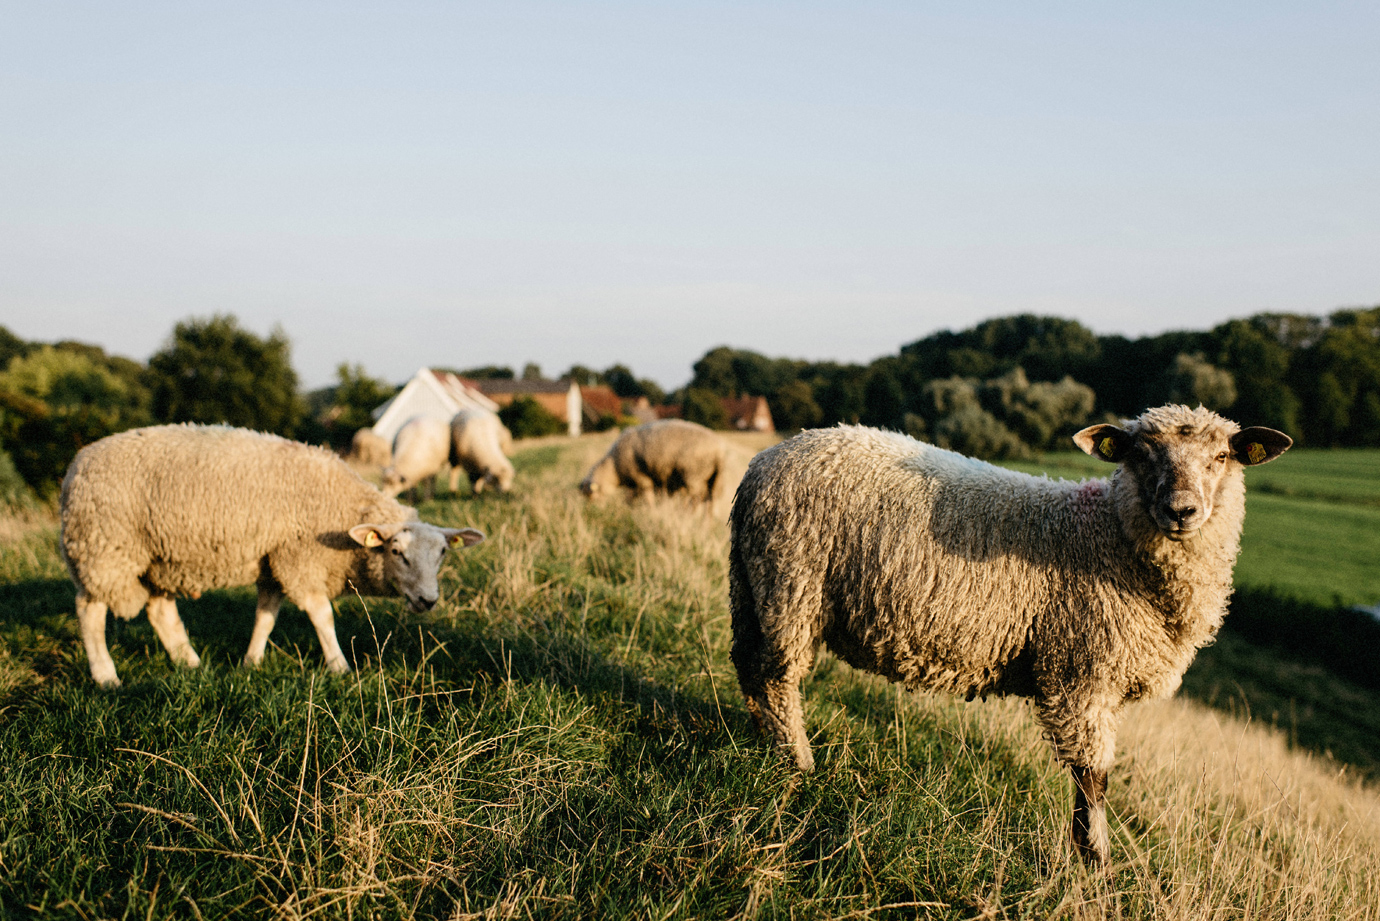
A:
<box><xmin>1</xmin><ymin>433</ymin><xmax>1379</xmax><ymax>919</ymax></box>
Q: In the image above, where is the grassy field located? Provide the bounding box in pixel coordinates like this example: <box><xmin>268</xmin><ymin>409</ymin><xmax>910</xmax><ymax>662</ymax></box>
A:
<box><xmin>1004</xmin><ymin>448</ymin><xmax>1380</xmax><ymax>609</ymax></box>
<box><xmin>2</xmin><ymin>434</ymin><xmax>1380</xmax><ymax>918</ymax></box>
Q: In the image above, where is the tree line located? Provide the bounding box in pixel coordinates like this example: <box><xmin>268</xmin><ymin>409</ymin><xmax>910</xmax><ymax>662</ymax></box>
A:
<box><xmin>679</xmin><ymin>308</ymin><xmax>1380</xmax><ymax>458</ymax></box>
<box><xmin>2</xmin><ymin>306</ymin><xmax>1377</xmax><ymax>501</ymax></box>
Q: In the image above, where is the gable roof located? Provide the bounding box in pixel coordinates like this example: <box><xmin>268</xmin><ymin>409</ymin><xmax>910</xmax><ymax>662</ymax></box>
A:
<box><xmin>370</xmin><ymin>367</ymin><xmax>499</xmax><ymax>443</ymax></box>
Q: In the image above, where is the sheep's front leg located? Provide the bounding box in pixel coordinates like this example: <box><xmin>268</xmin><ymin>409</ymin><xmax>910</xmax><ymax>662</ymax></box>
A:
<box><xmin>146</xmin><ymin>595</ymin><xmax>201</xmax><ymax>669</ymax></box>
<box><xmin>300</xmin><ymin>594</ymin><xmax>351</xmax><ymax>675</ymax></box>
<box><xmin>243</xmin><ymin>584</ymin><xmax>283</xmax><ymax>668</ymax></box>
<box><xmin>76</xmin><ymin>592</ymin><xmax>120</xmax><ymax>688</ymax></box>
<box><xmin>1071</xmin><ymin>764</ymin><xmax>1110</xmax><ymax>864</ymax></box>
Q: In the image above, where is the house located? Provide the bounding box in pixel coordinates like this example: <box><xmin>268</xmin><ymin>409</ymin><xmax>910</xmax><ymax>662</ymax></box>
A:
<box><xmin>722</xmin><ymin>395</ymin><xmax>775</xmax><ymax>433</ymax></box>
<box><xmin>370</xmin><ymin>368</ymin><xmax>500</xmax><ymax>444</ymax></box>
<box><xmin>473</xmin><ymin>378</ymin><xmax>583</xmax><ymax>436</ymax></box>
<box><xmin>579</xmin><ymin>385</ymin><xmax>624</xmax><ymax>428</ymax></box>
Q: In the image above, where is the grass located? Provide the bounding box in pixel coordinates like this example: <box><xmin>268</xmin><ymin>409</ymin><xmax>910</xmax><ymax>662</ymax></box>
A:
<box><xmin>1</xmin><ymin>433</ymin><xmax>1379</xmax><ymax>918</ymax></box>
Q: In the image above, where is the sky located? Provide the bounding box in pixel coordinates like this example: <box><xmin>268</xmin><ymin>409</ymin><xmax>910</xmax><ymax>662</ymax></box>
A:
<box><xmin>2</xmin><ymin>2</ymin><xmax>1378</xmax><ymax>391</ymax></box>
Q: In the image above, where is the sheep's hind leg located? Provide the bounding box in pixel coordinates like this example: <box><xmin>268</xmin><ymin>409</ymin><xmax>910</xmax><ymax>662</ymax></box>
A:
<box><xmin>757</xmin><ymin>673</ymin><xmax>815</xmax><ymax>772</ymax></box>
<box><xmin>146</xmin><ymin>595</ymin><xmax>201</xmax><ymax>669</ymax></box>
<box><xmin>1072</xmin><ymin>764</ymin><xmax>1110</xmax><ymax>865</ymax></box>
<box><xmin>243</xmin><ymin>583</ymin><xmax>283</xmax><ymax>668</ymax></box>
<box><xmin>76</xmin><ymin>592</ymin><xmax>120</xmax><ymax>688</ymax></box>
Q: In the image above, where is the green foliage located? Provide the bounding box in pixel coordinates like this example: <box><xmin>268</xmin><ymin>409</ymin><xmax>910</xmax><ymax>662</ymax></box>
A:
<box><xmin>0</xmin><ymin>325</ymin><xmax>26</xmax><ymax>371</ymax></box>
<box><xmin>1153</xmin><ymin>352</ymin><xmax>1237</xmax><ymax>411</ymax></box>
<box><xmin>0</xmin><ymin>448</ymin><xmax>36</xmax><ymax>509</ymax></box>
<box><xmin>147</xmin><ymin>314</ymin><xmax>305</xmax><ymax>436</ymax></box>
<box><xmin>769</xmin><ymin>379</ymin><xmax>823</xmax><ymax>431</ymax></box>
<box><xmin>499</xmin><ymin>396</ymin><xmax>566</xmax><ymax>438</ymax></box>
<box><xmin>681</xmin><ymin>387</ymin><xmax>730</xmax><ymax>430</ymax></box>
<box><xmin>0</xmin><ymin>345</ymin><xmax>153</xmax><ymax>495</ymax></box>
<box><xmin>452</xmin><ymin>364</ymin><xmax>515</xmax><ymax>380</ymax></box>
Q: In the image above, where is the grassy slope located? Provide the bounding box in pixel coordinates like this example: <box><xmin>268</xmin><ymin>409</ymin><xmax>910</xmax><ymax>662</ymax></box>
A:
<box><xmin>0</xmin><ymin>435</ymin><xmax>1378</xmax><ymax>918</ymax></box>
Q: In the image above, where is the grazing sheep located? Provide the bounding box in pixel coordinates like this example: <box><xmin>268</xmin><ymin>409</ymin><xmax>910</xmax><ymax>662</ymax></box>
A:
<box><xmin>579</xmin><ymin>419</ymin><xmax>728</xmax><ymax>511</ymax></box>
<box><xmin>729</xmin><ymin>405</ymin><xmax>1291</xmax><ymax>863</ymax></box>
<box><xmin>347</xmin><ymin>427</ymin><xmax>392</xmax><ymax>468</ymax></box>
<box><xmin>448</xmin><ymin>409</ymin><xmax>515</xmax><ymax>495</ymax></box>
<box><xmin>382</xmin><ymin>416</ymin><xmax>452</xmax><ymax>499</ymax></box>
<box><xmin>60</xmin><ymin>424</ymin><xmax>485</xmax><ymax>688</ymax></box>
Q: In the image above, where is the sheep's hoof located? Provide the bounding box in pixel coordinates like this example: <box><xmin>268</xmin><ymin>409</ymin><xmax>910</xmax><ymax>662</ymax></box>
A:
<box><xmin>326</xmin><ymin>658</ymin><xmax>351</xmax><ymax>675</ymax></box>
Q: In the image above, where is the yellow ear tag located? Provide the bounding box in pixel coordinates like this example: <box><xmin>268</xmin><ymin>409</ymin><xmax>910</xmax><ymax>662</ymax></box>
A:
<box><xmin>447</xmin><ymin>533</ymin><xmax>463</xmax><ymax>548</ymax></box>
<box><xmin>363</xmin><ymin>530</ymin><xmax>384</xmax><ymax>548</ymax></box>
<box><xmin>1098</xmin><ymin>436</ymin><xmax>1117</xmax><ymax>458</ymax></box>
<box><xmin>1247</xmin><ymin>442</ymin><xmax>1266</xmax><ymax>464</ymax></box>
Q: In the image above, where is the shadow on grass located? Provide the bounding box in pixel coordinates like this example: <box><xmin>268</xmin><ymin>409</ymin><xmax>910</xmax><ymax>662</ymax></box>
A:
<box><xmin>1180</xmin><ymin>586</ymin><xmax>1380</xmax><ymax>781</ymax></box>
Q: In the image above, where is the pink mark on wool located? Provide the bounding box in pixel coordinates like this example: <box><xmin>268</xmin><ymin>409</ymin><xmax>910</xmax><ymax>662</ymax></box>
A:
<box><xmin>1072</xmin><ymin>481</ymin><xmax>1105</xmax><ymax>524</ymax></box>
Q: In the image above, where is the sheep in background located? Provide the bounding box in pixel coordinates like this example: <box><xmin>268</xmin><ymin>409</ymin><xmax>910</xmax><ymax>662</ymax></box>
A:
<box><xmin>60</xmin><ymin>424</ymin><xmax>485</xmax><ymax>688</ymax></box>
<box><xmin>449</xmin><ymin>409</ymin><xmax>515</xmax><ymax>495</ymax></box>
<box><xmin>580</xmin><ymin>419</ymin><xmax>728</xmax><ymax>512</ymax></box>
<box><xmin>729</xmin><ymin>405</ymin><xmax>1291</xmax><ymax>863</ymax></box>
<box><xmin>347</xmin><ymin>427</ymin><xmax>392</xmax><ymax>468</ymax></box>
<box><xmin>382</xmin><ymin>416</ymin><xmax>452</xmax><ymax>499</ymax></box>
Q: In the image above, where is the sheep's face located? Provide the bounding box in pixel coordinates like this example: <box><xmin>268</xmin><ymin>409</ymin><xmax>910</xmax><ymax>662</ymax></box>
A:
<box><xmin>1075</xmin><ymin>406</ymin><xmax>1291</xmax><ymax>541</ymax></box>
<box><xmin>579</xmin><ymin>458</ymin><xmax>617</xmax><ymax>499</ymax></box>
<box><xmin>349</xmin><ymin>522</ymin><xmax>485</xmax><ymax>611</ymax></box>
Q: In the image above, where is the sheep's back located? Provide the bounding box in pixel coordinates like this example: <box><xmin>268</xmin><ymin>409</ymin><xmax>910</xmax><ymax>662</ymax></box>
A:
<box><xmin>62</xmin><ymin>425</ymin><xmax>398</xmax><ymax>598</ymax></box>
<box><xmin>734</xmin><ymin>426</ymin><xmax>1103</xmax><ymax>697</ymax></box>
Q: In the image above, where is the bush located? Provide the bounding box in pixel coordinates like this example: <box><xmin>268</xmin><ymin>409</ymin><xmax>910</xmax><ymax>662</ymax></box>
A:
<box><xmin>0</xmin><ymin>448</ymin><xmax>36</xmax><ymax>510</ymax></box>
<box><xmin>499</xmin><ymin>397</ymin><xmax>566</xmax><ymax>438</ymax></box>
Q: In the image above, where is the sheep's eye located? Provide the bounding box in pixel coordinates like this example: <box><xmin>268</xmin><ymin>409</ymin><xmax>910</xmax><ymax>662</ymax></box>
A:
<box><xmin>1215</xmin><ymin>452</ymin><xmax>1229</xmax><ymax>463</ymax></box>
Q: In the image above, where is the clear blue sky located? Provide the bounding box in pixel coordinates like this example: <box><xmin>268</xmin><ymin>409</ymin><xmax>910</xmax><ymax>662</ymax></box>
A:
<box><xmin>3</xmin><ymin>2</ymin><xmax>1377</xmax><ymax>390</ymax></box>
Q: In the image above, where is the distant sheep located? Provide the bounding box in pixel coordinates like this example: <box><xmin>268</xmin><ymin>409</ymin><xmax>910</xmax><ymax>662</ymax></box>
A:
<box><xmin>448</xmin><ymin>409</ymin><xmax>515</xmax><ymax>495</ymax></box>
<box><xmin>60</xmin><ymin>424</ymin><xmax>485</xmax><ymax>688</ymax></box>
<box><xmin>580</xmin><ymin>419</ymin><xmax>728</xmax><ymax>511</ymax></box>
<box><xmin>729</xmin><ymin>406</ymin><xmax>1291</xmax><ymax>863</ymax></box>
<box><xmin>347</xmin><ymin>427</ymin><xmax>392</xmax><ymax>468</ymax></box>
<box><xmin>382</xmin><ymin>416</ymin><xmax>452</xmax><ymax>499</ymax></box>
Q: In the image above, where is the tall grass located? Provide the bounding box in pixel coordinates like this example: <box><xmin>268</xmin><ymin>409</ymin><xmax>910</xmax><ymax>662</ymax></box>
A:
<box><xmin>1</xmin><ymin>433</ymin><xmax>1378</xmax><ymax>918</ymax></box>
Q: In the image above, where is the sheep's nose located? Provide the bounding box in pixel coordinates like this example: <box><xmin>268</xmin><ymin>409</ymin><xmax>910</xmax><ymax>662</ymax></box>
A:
<box><xmin>1161</xmin><ymin>502</ymin><xmax>1197</xmax><ymax>524</ymax></box>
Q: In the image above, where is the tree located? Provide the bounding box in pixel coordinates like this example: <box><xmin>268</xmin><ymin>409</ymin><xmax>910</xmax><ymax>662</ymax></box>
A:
<box><xmin>770</xmin><ymin>379</ymin><xmax>823</xmax><ymax>431</ymax></box>
<box><xmin>521</xmin><ymin>362</ymin><xmax>544</xmax><ymax>381</ymax></box>
<box><xmin>1155</xmin><ymin>353</ymin><xmax>1237</xmax><ymax>411</ymax></box>
<box><xmin>452</xmin><ymin>365</ymin><xmax>514</xmax><ymax>380</ymax></box>
<box><xmin>860</xmin><ymin>361</ymin><xmax>908</xmax><ymax>431</ymax></box>
<box><xmin>682</xmin><ymin>388</ymin><xmax>730</xmax><ymax>429</ymax></box>
<box><xmin>0</xmin><ymin>345</ymin><xmax>145</xmax><ymax>494</ymax></box>
<box><xmin>147</xmin><ymin>314</ymin><xmax>304</xmax><ymax>436</ymax></box>
<box><xmin>1212</xmin><ymin>317</ymin><xmax>1300</xmax><ymax>439</ymax></box>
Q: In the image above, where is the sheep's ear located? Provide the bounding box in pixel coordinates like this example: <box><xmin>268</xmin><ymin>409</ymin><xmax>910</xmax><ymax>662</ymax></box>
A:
<box><xmin>1231</xmin><ymin>427</ymin><xmax>1292</xmax><ymax>466</ymax></box>
<box><xmin>1073</xmin><ymin>424</ymin><xmax>1134</xmax><ymax>463</ymax></box>
<box><xmin>349</xmin><ymin>522</ymin><xmax>404</xmax><ymax>548</ymax></box>
<box><xmin>444</xmin><ymin>527</ymin><xmax>485</xmax><ymax>549</ymax></box>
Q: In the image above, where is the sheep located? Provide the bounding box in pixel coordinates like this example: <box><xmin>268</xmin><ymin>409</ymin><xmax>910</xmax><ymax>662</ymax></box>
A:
<box><xmin>59</xmin><ymin>424</ymin><xmax>486</xmax><ymax>688</ymax></box>
<box><xmin>382</xmin><ymin>415</ymin><xmax>452</xmax><ymax>499</ymax></box>
<box><xmin>448</xmin><ymin>409</ymin><xmax>515</xmax><ymax>495</ymax></box>
<box><xmin>347</xmin><ymin>427</ymin><xmax>392</xmax><ymax>468</ymax></box>
<box><xmin>728</xmin><ymin>405</ymin><xmax>1291</xmax><ymax>864</ymax></box>
<box><xmin>579</xmin><ymin>419</ymin><xmax>728</xmax><ymax>511</ymax></box>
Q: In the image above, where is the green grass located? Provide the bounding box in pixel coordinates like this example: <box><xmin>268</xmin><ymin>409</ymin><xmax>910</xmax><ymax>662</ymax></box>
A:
<box><xmin>1006</xmin><ymin>448</ymin><xmax>1380</xmax><ymax>608</ymax></box>
<box><xmin>2</xmin><ymin>437</ymin><xmax>1379</xmax><ymax>918</ymax></box>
